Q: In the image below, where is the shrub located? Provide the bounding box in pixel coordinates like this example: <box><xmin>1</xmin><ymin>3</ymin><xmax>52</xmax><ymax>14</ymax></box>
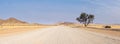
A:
<box><xmin>104</xmin><ymin>26</ymin><xmax>111</xmax><ymax>28</ymax></box>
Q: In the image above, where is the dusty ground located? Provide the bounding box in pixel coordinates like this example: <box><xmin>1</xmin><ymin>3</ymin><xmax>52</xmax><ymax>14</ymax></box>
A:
<box><xmin>87</xmin><ymin>24</ymin><xmax>120</xmax><ymax>37</ymax></box>
<box><xmin>0</xmin><ymin>25</ymin><xmax>119</xmax><ymax>44</ymax></box>
<box><xmin>69</xmin><ymin>24</ymin><xmax>120</xmax><ymax>37</ymax></box>
<box><xmin>0</xmin><ymin>24</ymin><xmax>120</xmax><ymax>44</ymax></box>
<box><xmin>0</xmin><ymin>25</ymin><xmax>50</xmax><ymax>36</ymax></box>
<box><xmin>87</xmin><ymin>24</ymin><xmax>120</xmax><ymax>29</ymax></box>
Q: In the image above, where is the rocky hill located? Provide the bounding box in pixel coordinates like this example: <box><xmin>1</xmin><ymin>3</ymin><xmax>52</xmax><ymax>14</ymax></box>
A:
<box><xmin>0</xmin><ymin>17</ymin><xmax>28</xmax><ymax>25</ymax></box>
<box><xmin>0</xmin><ymin>19</ymin><xmax>4</xmax><ymax>24</ymax></box>
<box><xmin>4</xmin><ymin>17</ymin><xmax>27</xmax><ymax>23</ymax></box>
<box><xmin>55</xmin><ymin>22</ymin><xmax>75</xmax><ymax>25</ymax></box>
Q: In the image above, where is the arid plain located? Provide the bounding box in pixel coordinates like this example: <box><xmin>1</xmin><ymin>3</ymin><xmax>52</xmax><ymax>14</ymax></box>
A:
<box><xmin>0</xmin><ymin>18</ymin><xmax>120</xmax><ymax>44</ymax></box>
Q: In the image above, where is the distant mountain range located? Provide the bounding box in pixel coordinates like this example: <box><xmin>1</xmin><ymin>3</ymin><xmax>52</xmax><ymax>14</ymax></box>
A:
<box><xmin>0</xmin><ymin>17</ymin><xmax>27</xmax><ymax>24</ymax></box>
<box><xmin>55</xmin><ymin>22</ymin><xmax>75</xmax><ymax>25</ymax></box>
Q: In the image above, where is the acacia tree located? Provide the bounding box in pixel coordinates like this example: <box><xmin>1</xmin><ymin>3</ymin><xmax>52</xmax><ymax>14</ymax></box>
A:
<box><xmin>76</xmin><ymin>13</ymin><xmax>94</xmax><ymax>27</ymax></box>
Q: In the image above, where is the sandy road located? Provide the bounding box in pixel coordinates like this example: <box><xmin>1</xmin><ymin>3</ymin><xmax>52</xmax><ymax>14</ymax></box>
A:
<box><xmin>0</xmin><ymin>25</ymin><xmax>120</xmax><ymax>44</ymax></box>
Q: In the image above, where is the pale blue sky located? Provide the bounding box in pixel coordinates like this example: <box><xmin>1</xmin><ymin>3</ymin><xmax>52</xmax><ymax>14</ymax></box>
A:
<box><xmin>0</xmin><ymin>0</ymin><xmax>120</xmax><ymax>24</ymax></box>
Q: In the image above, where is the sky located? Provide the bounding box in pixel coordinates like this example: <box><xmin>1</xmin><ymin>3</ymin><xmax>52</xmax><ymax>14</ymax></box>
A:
<box><xmin>0</xmin><ymin>0</ymin><xmax>120</xmax><ymax>24</ymax></box>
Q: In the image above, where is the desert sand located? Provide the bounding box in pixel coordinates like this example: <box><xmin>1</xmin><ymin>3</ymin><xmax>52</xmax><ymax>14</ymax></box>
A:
<box><xmin>68</xmin><ymin>23</ymin><xmax>120</xmax><ymax>37</ymax></box>
<box><xmin>0</xmin><ymin>25</ymin><xmax>120</xmax><ymax>44</ymax></box>
<box><xmin>0</xmin><ymin>25</ymin><xmax>50</xmax><ymax>37</ymax></box>
<box><xmin>0</xmin><ymin>18</ymin><xmax>120</xmax><ymax>44</ymax></box>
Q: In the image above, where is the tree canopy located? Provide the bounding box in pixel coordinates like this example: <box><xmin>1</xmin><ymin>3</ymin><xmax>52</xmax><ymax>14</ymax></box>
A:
<box><xmin>76</xmin><ymin>13</ymin><xmax>95</xmax><ymax>27</ymax></box>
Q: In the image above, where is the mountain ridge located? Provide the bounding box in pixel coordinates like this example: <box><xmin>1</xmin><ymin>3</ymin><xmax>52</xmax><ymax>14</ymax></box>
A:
<box><xmin>0</xmin><ymin>17</ymin><xmax>27</xmax><ymax>24</ymax></box>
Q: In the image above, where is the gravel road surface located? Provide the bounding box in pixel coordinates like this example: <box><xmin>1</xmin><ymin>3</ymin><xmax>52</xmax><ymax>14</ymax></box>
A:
<box><xmin>0</xmin><ymin>26</ymin><xmax>120</xmax><ymax>44</ymax></box>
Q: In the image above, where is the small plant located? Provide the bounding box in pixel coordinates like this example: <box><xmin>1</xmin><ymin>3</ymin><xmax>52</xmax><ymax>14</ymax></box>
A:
<box><xmin>104</xmin><ymin>26</ymin><xmax>111</xmax><ymax>28</ymax></box>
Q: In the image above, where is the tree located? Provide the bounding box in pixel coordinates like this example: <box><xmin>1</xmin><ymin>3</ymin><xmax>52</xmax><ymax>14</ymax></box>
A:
<box><xmin>76</xmin><ymin>13</ymin><xmax>94</xmax><ymax>27</ymax></box>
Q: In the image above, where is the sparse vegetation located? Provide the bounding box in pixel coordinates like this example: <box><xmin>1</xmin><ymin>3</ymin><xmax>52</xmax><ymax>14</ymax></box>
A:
<box><xmin>104</xmin><ymin>26</ymin><xmax>111</xmax><ymax>28</ymax></box>
<box><xmin>76</xmin><ymin>13</ymin><xmax>95</xmax><ymax>27</ymax></box>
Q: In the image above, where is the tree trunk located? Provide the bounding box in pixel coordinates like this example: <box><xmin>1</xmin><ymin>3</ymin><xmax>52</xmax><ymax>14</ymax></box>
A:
<box><xmin>84</xmin><ymin>22</ymin><xmax>87</xmax><ymax>27</ymax></box>
<box><xmin>84</xmin><ymin>24</ymin><xmax>87</xmax><ymax>27</ymax></box>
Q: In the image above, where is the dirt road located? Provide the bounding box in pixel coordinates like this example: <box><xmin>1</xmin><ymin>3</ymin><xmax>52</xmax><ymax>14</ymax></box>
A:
<box><xmin>0</xmin><ymin>25</ymin><xmax>120</xmax><ymax>44</ymax></box>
